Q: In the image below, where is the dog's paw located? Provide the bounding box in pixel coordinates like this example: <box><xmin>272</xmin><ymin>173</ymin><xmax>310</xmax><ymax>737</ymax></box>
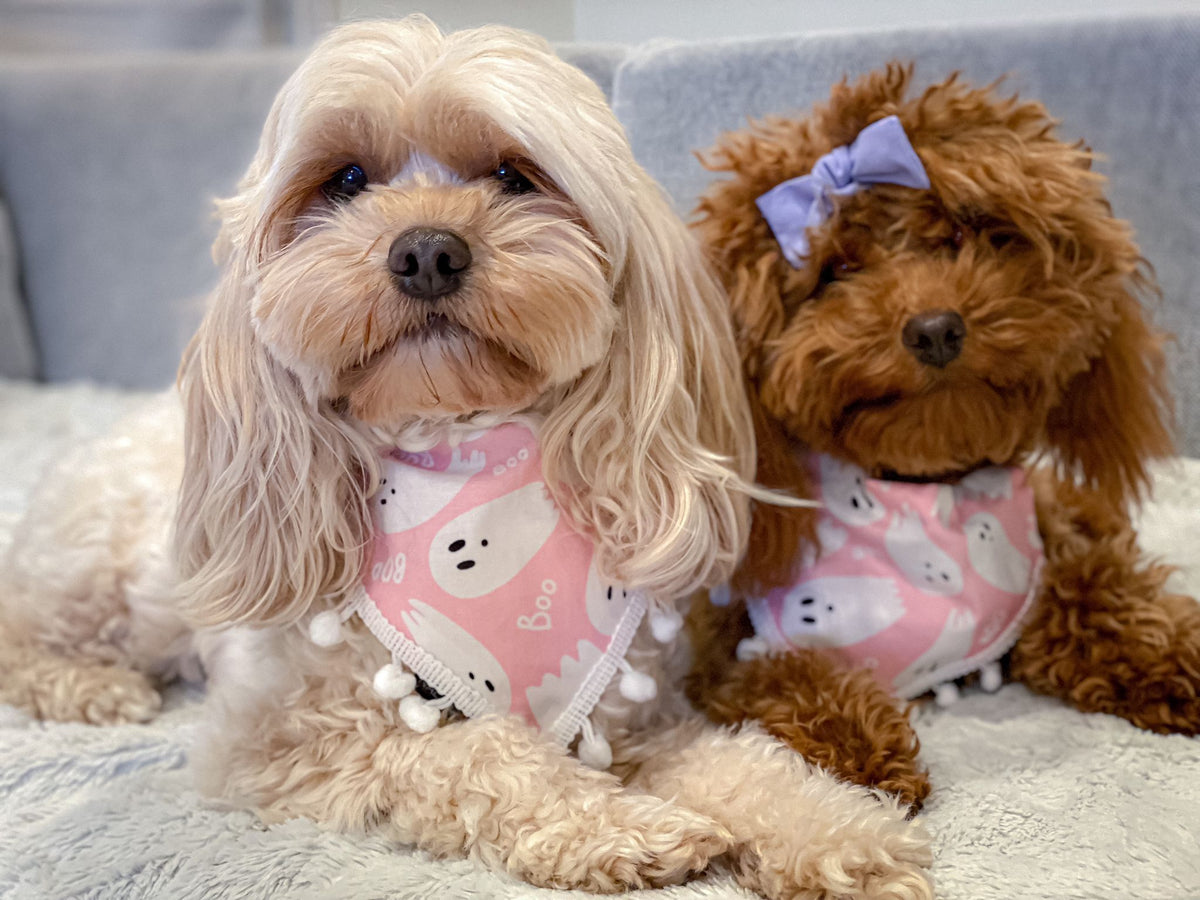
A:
<box><xmin>2</xmin><ymin>644</ymin><xmax>163</xmax><ymax>726</ymax></box>
<box><xmin>513</xmin><ymin>794</ymin><xmax>730</xmax><ymax>893</ymax></box>
<box><xmin>736</xmin><ymin>778</ymin><xmax>933</xmax><ymax>900</ymax></box>
<box><xmin>615</xmin><ymin>799</ymin><xmax>732</xmax><ymax>890</ymax></box>
<box><xmin>58</xmin><ymin>664</ymin><xmax>162</xmax><ymax>725</ymax></box>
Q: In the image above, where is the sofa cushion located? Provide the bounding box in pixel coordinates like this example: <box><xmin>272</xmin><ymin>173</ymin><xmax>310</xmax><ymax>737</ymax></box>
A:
<box><xmin>0</xmin><ymin>42</ymin><xmax>625</xmax><ymax>390</ymax></box>
<box><xmin>614</xmin><ymin>14</ymin><xmax>1200</xmax><ymax>454</ymax></box>
<box><xmin>0</xmin><ymin>51</ymin><xmax>302</xmax><ymax>389</ymax></box>
<box><xmin>0</xmin><ymin>196</ymin><xmax>37</xmax><ymax>379</ymax></box>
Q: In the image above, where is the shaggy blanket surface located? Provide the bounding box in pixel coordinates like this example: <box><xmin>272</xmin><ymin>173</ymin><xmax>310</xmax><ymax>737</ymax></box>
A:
<box><xmin>1</xmin><ymin>380</ymin><xmax>1198</xmax><ymax>900</ymax></box>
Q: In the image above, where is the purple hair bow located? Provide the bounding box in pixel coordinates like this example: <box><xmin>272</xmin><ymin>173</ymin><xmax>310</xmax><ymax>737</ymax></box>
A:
<box><xmin>755</xmin><ymin>115</ymin><xmax>930</xmax><ymax>268</ymax></box>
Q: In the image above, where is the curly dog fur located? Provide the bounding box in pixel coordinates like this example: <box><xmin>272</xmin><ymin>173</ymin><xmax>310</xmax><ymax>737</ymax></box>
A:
<box><xmin>687</xmin><ymin>63</ymin><xmax>1199</xmax><ymax>810</ymax></box>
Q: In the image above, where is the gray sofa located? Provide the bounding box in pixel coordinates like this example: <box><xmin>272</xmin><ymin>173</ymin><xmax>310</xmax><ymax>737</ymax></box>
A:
<box><xmin>1</xmin><ymin>13</ymin><xmax>1199</xmax><ymax>900</ymax></box>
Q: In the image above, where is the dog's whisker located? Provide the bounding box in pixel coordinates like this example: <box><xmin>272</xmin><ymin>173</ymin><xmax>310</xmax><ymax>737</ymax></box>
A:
<box><xmin>356</xmin><ymin>231</ymin><xmax>387</xmax><ymax>266</ymax></box>
<box><xmin>416</xmin><ymin>344</ymin><xmax>440</xmax><ymax>404</ymax></box>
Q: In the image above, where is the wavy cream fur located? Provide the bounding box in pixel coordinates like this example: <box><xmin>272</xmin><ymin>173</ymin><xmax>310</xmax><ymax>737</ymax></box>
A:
<box><xmin>0</xmin><ymin>17</ymin><xmax>931</xmax><ymax>898</ymax></box>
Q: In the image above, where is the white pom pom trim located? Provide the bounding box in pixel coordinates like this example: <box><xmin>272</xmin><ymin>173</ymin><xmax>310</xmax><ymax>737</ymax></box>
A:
<box><xmin>373</xmin><ymin>664</ymin><xmax>416</xmax><ymax>700</ymax></box>
<box><xmin>979</xmin><ymin>661</ymin><xmax>1003</xmax><ymax>693</ymax></box>
<box><xmin>398</xmin><ymin>695</ymin><xmax>441</xmax><ymax>733</ymax></box>
<box><xmin>736</xmin><ymin>636</ymin><xmax>769</xmax><ymax>661</ymax></box>
<box><xmin>649</xmin><ymin>608</ymin><xmax>683</xmax><ymax>644</ymax></box>
<box><xmin>934</xmin><ymin>683</ymin><xmax>961</xmax><ymax>707</ymax></box>
<box><xmin>308</xmin><ymin>610</ymin><xmax>345</xmax><ymax>647</ymax></box>
<box><xmin>619</xmin><ymin>668</ymin><xmax>658</xmax><ymax>703</ymax></box>
<box><xmin>709</xmin><ymin>584</ymin><xmax>732</xmax><ymax>607</ymax></box>
<box><xmin>577</xmin><ymin>720</ymin><xmax>612</xmax><ymax>770</ymax></box>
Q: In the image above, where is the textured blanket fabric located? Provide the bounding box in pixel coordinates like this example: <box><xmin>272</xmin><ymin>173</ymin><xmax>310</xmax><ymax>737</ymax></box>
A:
<box><xmin>1</xmin><ymin>380</ymin><xmax>1198</xmax><ymax>900</ymax></box>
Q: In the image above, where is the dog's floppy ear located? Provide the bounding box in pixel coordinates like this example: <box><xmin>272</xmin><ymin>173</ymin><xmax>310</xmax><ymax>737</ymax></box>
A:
<box><xmin>693</xmin><ymin>135</ymin><xmax>805</xmax><ymax>382</ymax></box>
<box><xmin>174</xmin><ymin>232</ymin><xmax>378</xmax><ymax>629</ymax></box>
<box><xmin>691</xmin><ymin>121</ymin><xmax>827</xmax><ymax>596</ymax></box>
<box><xmin>1044</xmin><ymin>264</ymin><xmax>1174</xmax><ymax>509</ymax></box>
<box><xmin>540</xmin><ymin>175</ymin><xmax>754</xmax><ymax>598</ymax></box>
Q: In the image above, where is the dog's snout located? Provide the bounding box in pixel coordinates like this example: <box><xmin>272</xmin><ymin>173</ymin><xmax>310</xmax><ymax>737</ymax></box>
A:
<box><xmin>902</xmin><ymin>310</ymin><xmax>966</xmax><ymax>369</ymax></box>
<box><xmin>388</xmin><ymin>227</ymin><xmax>472</xmax><ymax>301</ymax></box>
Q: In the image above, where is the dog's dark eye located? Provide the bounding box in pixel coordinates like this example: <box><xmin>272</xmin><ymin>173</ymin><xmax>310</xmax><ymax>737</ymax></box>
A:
<box><xmin>988</xmin><ymin>231</ymin><xmax>1021</xmax><ymax>251</ymax></box>
<box><xmin>323</xmin><ymin>164</ymin><xmax>369</xmax><ymax>202</ymax></box>
<box><xmin>494</xmin><ymin>161</ymin><xmax>536</xmax><ymax>195</ymax></box>
<box><xmin>814</xmin><ymin>258</ymin><xmax>855</xmax><ymax>294</ymax></box>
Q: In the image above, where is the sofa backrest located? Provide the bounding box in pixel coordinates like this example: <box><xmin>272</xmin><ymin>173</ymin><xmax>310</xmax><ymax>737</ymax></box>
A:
<box><xmin>0</xmin><ymin>51</ymin><xmax>301</xmax><ymax>387</ymax></box>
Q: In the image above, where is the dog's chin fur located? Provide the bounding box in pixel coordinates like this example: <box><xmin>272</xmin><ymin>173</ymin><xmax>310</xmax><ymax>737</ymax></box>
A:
<box><xmin>824</xmin><ymin>384</ymin><xmax>1041</xmax><ymax>480</ymax></box>
<box><xmin>0</xmin><ymin>20</ymin><xmax>935</xmax><ymax>899</ymax></box>
<box><xmin>340</xmin><ymin>331</ymin><xmax>547</xmax><ymax>423</ymax></box>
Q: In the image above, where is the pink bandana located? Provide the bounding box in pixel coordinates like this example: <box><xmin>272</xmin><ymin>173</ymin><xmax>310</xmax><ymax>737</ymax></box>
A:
<box><xmin>744</xmin><ymin>454</ymin><xmax>1043</xmax><ymax>699</ymax></box>
<box><xmin>340</xmin><ymin>422</ymin><xmax>649</xmax><ymax>748</ymax></box>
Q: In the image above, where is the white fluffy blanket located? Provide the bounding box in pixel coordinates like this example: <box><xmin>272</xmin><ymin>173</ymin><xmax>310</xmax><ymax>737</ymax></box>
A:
<box><xmin>1</xmin><ymin>380</ymin><xmax>1198</xmax><ymax>900</ymax></box>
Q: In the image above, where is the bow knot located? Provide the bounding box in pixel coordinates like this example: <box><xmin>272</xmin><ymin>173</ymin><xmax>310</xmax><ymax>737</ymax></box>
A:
<box><xmin>755</xmin><ymin>115</ymin><xmax>930</xmax><ymax>267</ymax></box>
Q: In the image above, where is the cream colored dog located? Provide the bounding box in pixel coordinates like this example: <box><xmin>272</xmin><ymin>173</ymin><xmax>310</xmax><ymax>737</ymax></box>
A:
<box><xmin>0</xmin><ymin>18</ymin><xmax>931</xmax><ymax>898</ymax></box>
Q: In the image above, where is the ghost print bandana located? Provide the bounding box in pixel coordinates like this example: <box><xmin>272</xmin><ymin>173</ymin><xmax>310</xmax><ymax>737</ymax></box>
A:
<box><xmin>350</xmin><ymin>422</ymin><xmax>647</xmax><ymax>746</ymax></box>
<box><xmin>746</xmin><ymin>454</ymin><xmax>1044</xmax><ymax>699</ymax></box>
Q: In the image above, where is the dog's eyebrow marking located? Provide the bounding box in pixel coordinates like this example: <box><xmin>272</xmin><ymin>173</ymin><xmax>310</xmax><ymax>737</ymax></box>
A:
<box><xmin>393</xmin><ymin>151</ymin><xmax>463</xmax><ymax>187</ymax></box>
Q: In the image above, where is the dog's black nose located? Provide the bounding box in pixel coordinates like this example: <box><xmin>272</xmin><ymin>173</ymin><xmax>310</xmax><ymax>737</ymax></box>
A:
<box><xmin>902</xmin><ymin>310</ymin><xmax>966</xmax><ymax>368</ymax></box>
<box><xmin>388</xmin><ymin>227</ymin><xmax>472</xmax><ymax>301</ymax></box>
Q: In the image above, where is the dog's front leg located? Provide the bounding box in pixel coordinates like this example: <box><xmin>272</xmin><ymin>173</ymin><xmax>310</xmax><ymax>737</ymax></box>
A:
<box><xmin>1011</xmin><ymin>469</ymin><xmax>1200</xmax><ymax>733</ymax></box>
<box><xmin>199</xmin><ymin>646</ymin><xmax>729</xmax><ymax>896</ymax></box>
<box><xmin>613</xmin><ymin>719</ymin><xmax>933</xmax><ymax>900</ymax></box>
<box><xmin>686</xmin><ymin>594</ymin><xmax>930</xmax><ymax>809</ymax></box>
<box><xmin>375</xmin><ymin>715</ymin><xmax>732</xmax><ymax>891</ymax></box>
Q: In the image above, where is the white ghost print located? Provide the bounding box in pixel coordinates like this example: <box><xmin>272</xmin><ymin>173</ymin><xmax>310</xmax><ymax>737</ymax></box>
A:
<box><xmin>956</xmin><ymin>467</ymin><xmax>1013</xmax><ymax>501</ymax></box>
<box><xmin>895</xmin><ymin>607</ymin><xmax>978</xmax><ymax>692</ymax></box>
<box><xmin>376</xmin><ymin>445</ymin><xmax>486</xmax><ymax>534</ymax></box>
<box><xmin>401</xmin><ymin>598</ymin><xmax>512</xmax><ymax>713</ymax></box>
<box><xmin>884</xmin><ymin>508</ymin><xmax>964</xmax><ymax>596</ymax></box>
<box><xmin>965</xmin><ymin>512</ymin><xmax>1032</xmax><ymax>594</ymax></box>
<box><xmin>818</xmin><ymin>455</ymin><xmax>886</xmax><ymax>527</ymax></box>
<box><xmin>584</xmin><ymin>561</ymin><xmax>629</xmax><ymax>636</ymax></box>
<box><xmin>815</xmin><ymin>518</ymin><xmax>850</xmax><ymax>558</ymax></box>
<box><xmin>429</xmin><ymin>481</ymin><xmax>560</xmax><ymax>599</ymax></box>
<box><xmin>932</xmin><ymin>484</ymin><xmax>956</xmax><ymax>528</ymax></box>
<box><xmin>778</xmin><ymin>576</ymin><xmax>906</xmax><ymax>647</ymax></box>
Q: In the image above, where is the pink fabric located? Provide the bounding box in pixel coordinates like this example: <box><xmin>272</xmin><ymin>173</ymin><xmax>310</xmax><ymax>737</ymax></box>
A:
<box><xmin>747</xmin><ymin>454</ymin><xmax>1044</xmax><ymax>699</ymax></box>
<box><xmin>352</xmin><ymin>422</ymin><xmax>646</xmax><ymax>745</ymax></box>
